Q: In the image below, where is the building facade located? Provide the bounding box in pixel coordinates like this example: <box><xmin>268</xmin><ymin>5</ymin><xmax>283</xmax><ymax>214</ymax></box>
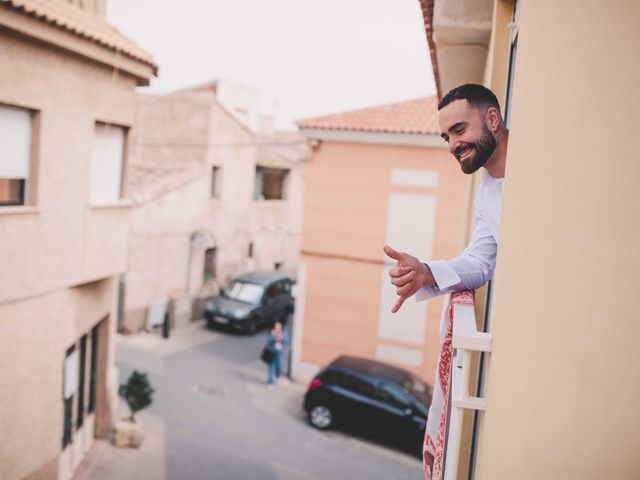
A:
<box><xmin>294</xmin><ymin>98</ymin><xmax>469</xmax><ymax>382</ymax></box>
<box><xmin>0</xmin><ymin>1</ymin><xmax>155</xmax><ymax>479</ymax></box>
<box><xmin>420</xmin><ymin>0</ymin><xmax>640</xmax><ymax>478</ymax></box>
<box><xmin>123</xmin><ymin>82</ymin><xmax>306</xmax><ymax>332</ymax></box>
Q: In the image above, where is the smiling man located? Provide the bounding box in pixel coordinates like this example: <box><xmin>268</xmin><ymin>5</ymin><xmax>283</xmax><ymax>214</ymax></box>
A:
<box><xmin>384</xmin><ymin>84</ymin><xmax>509</xmax><ymax>312</ymax></box>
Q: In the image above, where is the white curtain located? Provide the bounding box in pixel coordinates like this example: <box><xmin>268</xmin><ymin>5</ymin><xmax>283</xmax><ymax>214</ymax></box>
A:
<box><xmin>91</xmin><ymin>124</ymin><xmax>124</xmax><ymax>205</ymax></box>
<box><xmin>0</xmin><ymin>104</ymin><xmax>31</xmax><ymax>179</ymax></box>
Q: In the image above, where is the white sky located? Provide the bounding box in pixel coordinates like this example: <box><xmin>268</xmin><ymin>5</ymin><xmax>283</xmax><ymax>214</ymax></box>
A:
<box><xmin>107</xmin><ymin>0</ymin><xmax>436</xmax><ymax>129</ymax></box>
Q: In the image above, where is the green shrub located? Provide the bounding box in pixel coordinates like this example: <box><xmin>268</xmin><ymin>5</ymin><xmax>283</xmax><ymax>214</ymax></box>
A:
<box><xmin>118</xmin><ymin>370</ymin><xmax>154</xmax><ymax>421</ymax></box>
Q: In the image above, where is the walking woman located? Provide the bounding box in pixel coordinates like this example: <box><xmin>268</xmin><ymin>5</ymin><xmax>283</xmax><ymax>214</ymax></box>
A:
<box><xmin>265</xmin><ymin>322</ymin><xmax>287</xmax><ymax>389</ymax></box>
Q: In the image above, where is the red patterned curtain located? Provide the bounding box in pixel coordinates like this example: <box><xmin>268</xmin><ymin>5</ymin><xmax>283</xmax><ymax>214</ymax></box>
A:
<box><xmin>424</xmin><ymin>290</ymin><xmax>475</xmax><ymax>480</ymax></box>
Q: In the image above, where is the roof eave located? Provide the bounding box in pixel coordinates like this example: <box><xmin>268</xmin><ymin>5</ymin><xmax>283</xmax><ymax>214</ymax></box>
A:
<box><xmin>299</xmin><ymin>127</ymin><xmax>446</xmax><ymax>149</ymax></box>
<box><xmin>420</xmin><ymin>0</ymin><xmax>493</xmax><ymax>98</ymax></box>
<box><xmin>0</xmin><ymin>4</ymin><xmax>157</xmax><ymax>85</ymax></box>
<box><xmin>419</xmin><ymin>0</ymin><xmax>442</xmax><ymax>99</ymax></box>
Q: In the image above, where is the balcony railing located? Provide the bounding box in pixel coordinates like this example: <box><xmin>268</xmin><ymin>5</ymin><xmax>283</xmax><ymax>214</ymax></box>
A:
<box><xmin>424</xmin><ymin>291</ymin><xmax>492</xmax><ymax>480</ymax></box>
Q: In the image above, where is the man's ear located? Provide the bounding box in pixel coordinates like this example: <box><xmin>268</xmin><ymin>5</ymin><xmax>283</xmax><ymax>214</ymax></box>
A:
<box><xmin>485</xmin><ymin>107</ymin><xmax>501</xmax><ymax>132</ymax></box>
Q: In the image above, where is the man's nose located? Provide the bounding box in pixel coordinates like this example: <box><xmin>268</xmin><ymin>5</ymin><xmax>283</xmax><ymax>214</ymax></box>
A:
<box><xmin>449</xmin><ymin>142</ymin><xmax>459</xmax><ymax>156</ymax></box>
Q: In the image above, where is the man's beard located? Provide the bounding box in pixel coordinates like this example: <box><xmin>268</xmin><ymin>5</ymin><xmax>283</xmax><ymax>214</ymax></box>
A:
<box><xmin>455</xmin><ymin>124</ymin><xmax>497</xmax><ymax>174</ymax></box>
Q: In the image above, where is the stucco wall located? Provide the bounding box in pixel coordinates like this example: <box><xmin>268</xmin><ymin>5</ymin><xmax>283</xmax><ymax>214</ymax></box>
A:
<box><xmin>300</xmin><ymin>140</ymin><xmax>467</xmax><ymax>380</ymax></box>
<box><xmin>0</xmin><ymin>278</ymin><xmax>114</xmax><ymax>480</ymax></box>
<box><xmin>0</xmin><ymin>30</ymin><xmax>137</xmax><ymax>304</ymax></box>
<box><xmin>475</xmin><ymin>1</ymin><xmax>640</xmax><ymax>478</ymax></box>
<box><xmin>125</xmin><ymin>96</ymin><xmax>303</xmax><ymax>328</ymax></box>
<box><xmin>0</xmin><ymin>25</ymin><xmax>143</xmax><ymax>480</ymax></box>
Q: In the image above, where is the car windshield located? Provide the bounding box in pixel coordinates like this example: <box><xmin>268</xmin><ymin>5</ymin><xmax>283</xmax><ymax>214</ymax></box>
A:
<box><xmin>404</xmin><ymin>377</ymin><xmax>432</xmax><ymax>407</ymax></box>
<box><xmin>222</xmin><ymin>281</ymin><xmax>264</xmax><ymax>304</ymax></box>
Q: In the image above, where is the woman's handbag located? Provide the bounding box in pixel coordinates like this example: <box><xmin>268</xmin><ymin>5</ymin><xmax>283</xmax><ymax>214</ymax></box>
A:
<box><xmin>261</xmin><ymin>347</ymin><xmax>275</xmax><ymax>364</ymax></box>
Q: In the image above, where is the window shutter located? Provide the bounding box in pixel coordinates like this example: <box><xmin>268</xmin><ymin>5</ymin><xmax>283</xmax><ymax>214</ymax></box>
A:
<box><xmin>90</xmin><ymin>124</ymin><xmax>124</xmax><ymax>205</ymax></box>
<box><xmin>0</xmin><ymin>105</ymin><xmax>31</xmax><ymax>178</ymax></box>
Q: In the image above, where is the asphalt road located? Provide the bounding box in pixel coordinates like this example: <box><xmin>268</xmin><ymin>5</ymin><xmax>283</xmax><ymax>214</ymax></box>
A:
<box><xmin>106</xmin><ymin>320</ymin><xmax>422</xmax><ymax>480</ymax></box>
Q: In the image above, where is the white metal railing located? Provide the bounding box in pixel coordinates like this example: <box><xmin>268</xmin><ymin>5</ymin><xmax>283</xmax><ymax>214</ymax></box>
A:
<box><xmin>443</xmin><ymin>304</ymin><xmax>492</xmax><ymax>480</ymax></box>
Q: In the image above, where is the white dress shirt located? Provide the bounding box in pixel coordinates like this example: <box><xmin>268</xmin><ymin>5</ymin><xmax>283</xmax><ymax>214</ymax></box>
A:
<box><xmin>416</xmin><ymin>170</ymin><xmax>504</xmax><ymax>301</ymax></box>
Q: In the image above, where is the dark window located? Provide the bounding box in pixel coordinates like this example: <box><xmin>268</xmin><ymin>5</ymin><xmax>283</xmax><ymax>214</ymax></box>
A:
<box><xmin>274</xmin><ymin>262</ymin><xmax>282</xmax><ymax>270</ymax></box>
<box><xmin>88</xmin><ymin>326</ymin><xmax>98</xmax><ymax>414</ymax></box>
<box><xmin>204</xmin><ymin>248</ymin><xmax>217</xmax><ymax>281</ymax></box>
<box><xmin>254</xmin><ymin>167</ymin><xmax>288</xmax><ymax>200</ymax></box>
<box><xmin>344</xmin><ymin>373</ymin><xmax>375</xmax><ymax>398</ymax></box>
<box><xmin>62</xmin><ymin>345</ymin><xmax>75</xmax><ymax>448</ymax></box>
<box><xmin>266</xmin><ymin>282</ymin><xmax>280</xmax><ymax>299</ymax></box>
<box><xmin>373</xmin><ymin>382</ymin><xmax>412</xmax><ymax>410</ymax></box>
<box><xmin>248</xmin><ymin>242</ymin><xmax>254</xmax><ymax>258</ymax></box>
<box><xmin>0</xmin><ymin>179</ymin><xmax>25</xmax><ymax>206</ymax></box>
<box><xmin>76</xmin><ymin>335</ymin><xmax>87</xmax><ymax>428</ymax></box>
<box><xmin>504</xmin><ymin>35</ymin><xmax>518</xmax><ymax>127</ymax></box>
<box><xmin>211</xmin><ymin>166</ymin><xmax>221</xmax><ymax>199</ymax></box>
<box><xmin>0</xmin><ymin>104</ymin><xmax>34</xmax><ymax>207</ymax></box>
<box><xmin>62</xmin><ymin>397</ymin><xmax>73</xmax><ymax>448</ymax></box>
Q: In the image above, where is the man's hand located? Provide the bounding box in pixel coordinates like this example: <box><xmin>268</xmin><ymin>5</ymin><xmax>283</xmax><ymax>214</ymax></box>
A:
<box><xmin>383</xmin><ymin>245</ymin><xmax>436</xmax><ymax>313</ymax></box>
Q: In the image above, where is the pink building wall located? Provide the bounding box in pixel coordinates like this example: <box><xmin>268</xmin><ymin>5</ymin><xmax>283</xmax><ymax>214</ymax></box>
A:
<box><xmin>298</xmin><ymin>139</ymin><xmax>467</xmax><ymax>382</ymax></box>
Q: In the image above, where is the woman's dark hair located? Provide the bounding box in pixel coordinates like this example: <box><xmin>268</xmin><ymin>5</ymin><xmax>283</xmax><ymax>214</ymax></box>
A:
<box><xmin>438</xmin><ymin>84</ymin><xmax>502</xmax><ymax>116</ymax></box>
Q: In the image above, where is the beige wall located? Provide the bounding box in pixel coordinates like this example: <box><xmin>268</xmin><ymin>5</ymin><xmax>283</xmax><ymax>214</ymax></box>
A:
<box><xmin>474</xmin><ymin>1</ymin><xmax>640</xmax><ymax>478</ymax></box>
<box><xmin>0</xmin><ymin>30</ymin><xmax>136</xmax><ymax>304</ymax></box>
<box><xmin>125</xmin><ymin>94</ymin><xmax>304</xmax><ymax>329</ymax></box>
<box><xmin>299</xmin><ymin>139</ymin><xmax>467</xmax><ymax>380</ymax></box>
<box><xmin>133</xmin><ymin>92</ymin><xmax>212</xmax><ymax>167</ymax></box>
<box><xmin>0</xmin><ymin>279</ymin><xmax>115</xmax><ymax>480</ymax></box>
<box><xmin>0</xmin><ymin>22</ymin><xmax>147</xmax><ymax>480</ymax></box>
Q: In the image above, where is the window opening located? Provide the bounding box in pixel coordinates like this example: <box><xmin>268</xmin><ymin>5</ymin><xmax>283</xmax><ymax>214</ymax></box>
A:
<box><xmin>254</xmin><ymin>167</ymin><xmax>288</xmax><ymax>200</ymax></box>
<box><xmin>90</xmin><ymin>123</ymin><xmax>126</xmax><ymax>205</ymax></box>
<box><xmin>211</xmin><ymin>166</ymin><xmax>221</xmax><ymax>199</ymax></box>
<box><xmin>204</xmin><ymin>247</ymin><xmax>217</xmax><ymax>281</ymax></box>
<box><xmin>0</xmin><ymin>104</ymin><xmax>33</xmax><ymax>206</ymax></box>
<box><xmin>88</xmin><ymin>326</ymin><xmax>98</xmax><ymax>414</ymax></box>
<box><xmin>76</xmin><ymin>335</ymin><xmax>87</xmax><ymax>429</ymax></box>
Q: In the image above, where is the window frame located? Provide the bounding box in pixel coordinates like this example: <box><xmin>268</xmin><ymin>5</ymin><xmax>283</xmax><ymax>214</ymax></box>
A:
<box><xmin>0</xmin><ymin>102</ymin><xmax>40</xmax><ymax>208</ymax></box>
<box><xmin>254</xmin><ymin>166</ymin><xmax>289</xmax><ymax>201</ymax></box>
<box><xmin>90</xmin><ymin>121</ymin><xmax>128</xmax><ymax>207</ymax></box>
<box><xmin>210</xmin><ymin>165</ymin><xmax>222</xmax><ymax>199</ymax></box>
<box><xmin>203</xmin><ymin>247</ymin><xmax>217</xmax><ymax>282</ymax></box>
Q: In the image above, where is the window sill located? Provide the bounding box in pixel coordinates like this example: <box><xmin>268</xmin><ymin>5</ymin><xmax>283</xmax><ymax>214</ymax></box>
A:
<box><xmin>89</xmin><ymin>200</ymin><xmax>133</xmax><ymax>210</ymax></box>
<box><xmin>0</xmin><ymin>206</ymin><xmax>39</xmax><ymax>216</ymax></box>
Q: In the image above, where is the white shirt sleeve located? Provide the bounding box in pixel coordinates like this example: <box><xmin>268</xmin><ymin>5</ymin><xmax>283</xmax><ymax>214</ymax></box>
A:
<box><xmin>415</xmin><ymin>205</ymin><xmax>497</xmax><ymax>301</ymax></box>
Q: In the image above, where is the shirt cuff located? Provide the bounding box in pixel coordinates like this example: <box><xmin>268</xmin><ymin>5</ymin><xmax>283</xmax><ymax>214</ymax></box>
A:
<box><xmin>426</xmin><ymin>260</ymin><xmax>462</xmax><ymax>291</ymax></box>
<box><xmin>415</xmin><ymin>285</ymin><xmax>440</xmax><ymax>302</ymax></box>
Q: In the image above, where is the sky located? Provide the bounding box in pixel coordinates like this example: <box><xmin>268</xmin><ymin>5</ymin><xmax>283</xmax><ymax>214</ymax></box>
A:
<box><xmin>107</xmin><ymin>0</ymin><xmax>436</xmax><ymax>129</ymax></box>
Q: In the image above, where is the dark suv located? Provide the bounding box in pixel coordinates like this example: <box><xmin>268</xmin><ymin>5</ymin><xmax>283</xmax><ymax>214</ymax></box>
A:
<box><xmin>303</xmin><ymin>355</ymin><xmax>432</xmax><ymax>454</ymax></box>
<box><xmin>205</xmin><ymin>271</ymin><xmax>294</xmax><ymax>334</ymax></box>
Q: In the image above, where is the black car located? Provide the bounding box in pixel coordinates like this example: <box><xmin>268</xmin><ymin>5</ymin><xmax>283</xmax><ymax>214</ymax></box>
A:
<box><xmin>205</xmin><ymin>270</ymin><xmax>294</xmax><ymax>334</ymax></box>
<box><xmin>303</xmin><ymin>355</ymin><xmax>432</xmax><ymax>454</ymax></box>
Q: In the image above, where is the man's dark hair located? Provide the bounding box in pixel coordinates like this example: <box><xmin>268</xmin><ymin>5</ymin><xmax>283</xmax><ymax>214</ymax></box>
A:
<box><xmin>438</xmin><ymin>84</ymin><xmax>502</xmax><ymax>116</ymax></box>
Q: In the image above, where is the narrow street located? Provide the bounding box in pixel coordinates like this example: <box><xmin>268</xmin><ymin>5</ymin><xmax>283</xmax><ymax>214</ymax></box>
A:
<box><xmin>77</xmin><ymin>321</ymin><xmax>422</xmax><ymax>480</ymax></box>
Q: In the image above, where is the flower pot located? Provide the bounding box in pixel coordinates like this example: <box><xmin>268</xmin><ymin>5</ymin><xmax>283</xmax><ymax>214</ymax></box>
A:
<box><xmin>114</xmin><ymin>418</ymin><xmax>142</xmax><ymax>448</ymax></box>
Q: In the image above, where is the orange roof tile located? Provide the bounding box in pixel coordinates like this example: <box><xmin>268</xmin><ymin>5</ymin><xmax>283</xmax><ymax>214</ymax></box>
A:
<box><xmin>1</xmin><ymin>0</ymin><xmax>157</xmax><ymax>71</ymax></box>
<box><xmin>297</xmin><ymin>97</ymin><xmax>440</xmax><ymax>135</ymax></box>
<box><xmin>419</xmin><ymin>0</ymin><xmax>441</xmax><ymax>99</ymax></box>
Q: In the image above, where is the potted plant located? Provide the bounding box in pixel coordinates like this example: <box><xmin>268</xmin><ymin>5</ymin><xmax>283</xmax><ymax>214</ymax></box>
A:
<box><xmin>114</xmin><ymin>370</ymin><xmax>154</xmax><ymax>448</ymax></box>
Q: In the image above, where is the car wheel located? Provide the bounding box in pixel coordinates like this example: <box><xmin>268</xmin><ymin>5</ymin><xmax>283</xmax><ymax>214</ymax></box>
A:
<box><xmin>308</xmin><ymin>405</ymin><xmax>334</xmax><ymax>430</ymax></box>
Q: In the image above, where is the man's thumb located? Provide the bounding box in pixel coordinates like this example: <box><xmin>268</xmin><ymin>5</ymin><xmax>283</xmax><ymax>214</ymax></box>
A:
<box><xmin>383</xmin><ymin>245</ymin><xmax>402</xmax><ymax>261</ymax></box>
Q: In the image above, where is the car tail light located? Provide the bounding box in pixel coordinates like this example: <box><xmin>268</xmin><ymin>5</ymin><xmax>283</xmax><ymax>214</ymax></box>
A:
<box><xmin>308</xmin><ymin>378</ymin><xmax>322</xmax><ymax>390</ymax></box>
